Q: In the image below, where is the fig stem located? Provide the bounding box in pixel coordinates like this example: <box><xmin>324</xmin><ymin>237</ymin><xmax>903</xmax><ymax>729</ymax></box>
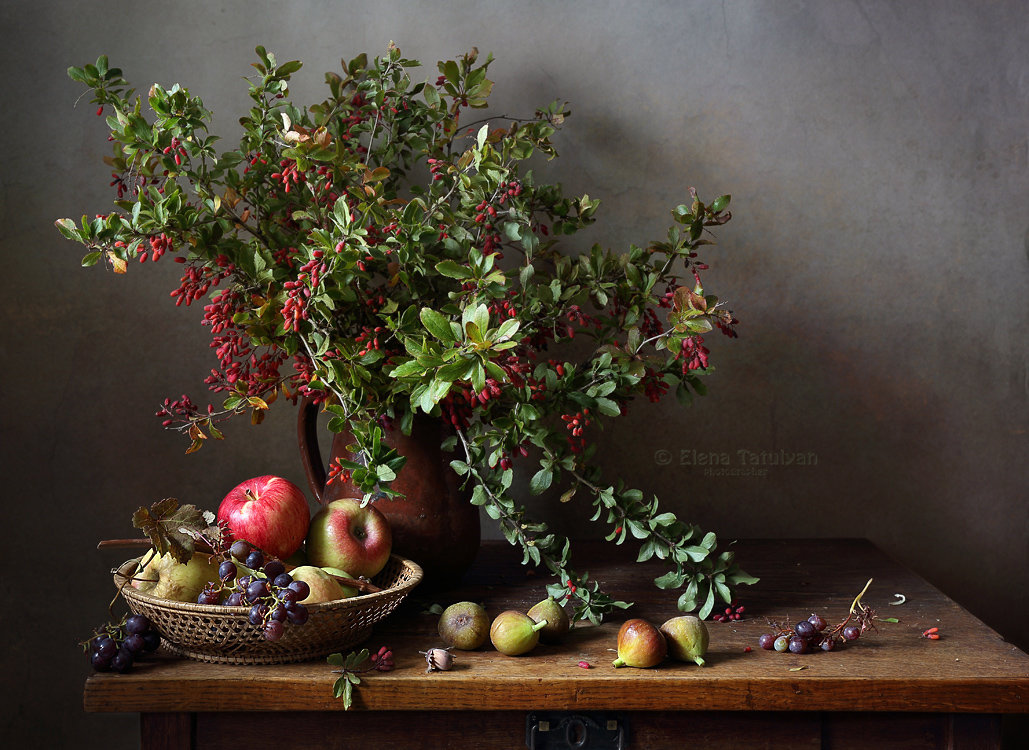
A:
<box><xmin>612</xmin><ymin>657</ymin><xmax>626</xmax><ymax>668</ymax></box>
<box><xmin>693</xmin><ymin>656</ymin><xmax>706</xmax><ymax>667</ymax></box>
<box><xmin>530</xmin><ymin>619</ymin><xmax>548</xmax><ymax>632</ymax></box>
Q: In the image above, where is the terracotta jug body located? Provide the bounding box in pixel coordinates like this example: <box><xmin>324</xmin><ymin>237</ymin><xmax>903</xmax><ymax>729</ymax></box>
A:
<box><xmin>297</xmin><ymin>398</ymin><xmax>480</xmax><ymax>583</ymax></box>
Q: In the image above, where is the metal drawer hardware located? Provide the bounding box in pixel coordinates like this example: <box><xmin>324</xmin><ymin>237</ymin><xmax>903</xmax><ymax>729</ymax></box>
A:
<box><xmin>526</xmin><ymin>712</ymin><xmax>628</xmax><ymax>749</ymax></box>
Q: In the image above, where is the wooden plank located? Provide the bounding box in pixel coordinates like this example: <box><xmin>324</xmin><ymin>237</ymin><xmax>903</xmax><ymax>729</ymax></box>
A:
<box><xmin>85</xmin><ymin>540</ymin><xmax>1029</xmax><ymax>714</ymax></box>
<box><xmin>140</xmin><ymin>712</ymin><xmax>193</xmax><ymax>750</ymax></box>
<box><xmin>193</xmin><ymin>711</ymin><xmax>1004</xmax><ymax>750</ymax></box>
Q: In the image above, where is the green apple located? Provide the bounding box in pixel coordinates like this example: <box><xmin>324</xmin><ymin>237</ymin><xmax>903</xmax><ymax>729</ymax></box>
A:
<box><xmin>306</xmin><ymin>498</ymin><xmax>392</xmax><ymax>579</ymax></box>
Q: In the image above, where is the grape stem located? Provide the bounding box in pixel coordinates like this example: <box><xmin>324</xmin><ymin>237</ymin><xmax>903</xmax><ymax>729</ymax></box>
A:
<box><xmin>849</xmin><ymin>578</ymin><xmax>873</xmax><ymax>614</ymax></box>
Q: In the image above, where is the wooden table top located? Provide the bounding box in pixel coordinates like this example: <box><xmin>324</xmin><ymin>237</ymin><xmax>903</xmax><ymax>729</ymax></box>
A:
<box><xmin>83</xmin><ymin>539</ymin><xmax>1029</xmax><ymax>714</ymax></box>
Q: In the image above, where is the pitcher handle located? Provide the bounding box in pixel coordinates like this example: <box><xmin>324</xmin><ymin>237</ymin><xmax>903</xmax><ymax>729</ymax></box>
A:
<box><xmin>297</xmin><ymin>395</ymin><xmax>327</xmax><ymax>504</ymax></box>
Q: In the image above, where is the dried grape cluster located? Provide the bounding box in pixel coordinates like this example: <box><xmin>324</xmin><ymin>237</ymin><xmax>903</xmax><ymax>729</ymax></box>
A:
<box><xmin>758</xmin><ymin>580</ymin><xmax>880</xmax><ymax>655</ymax></box>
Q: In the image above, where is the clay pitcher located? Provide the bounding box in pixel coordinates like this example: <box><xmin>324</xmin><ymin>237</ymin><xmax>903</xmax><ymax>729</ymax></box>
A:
<box><xmin>297</xmin><ymin>397</ymin><xmax>480</xmax><ymax>583</ymax></box>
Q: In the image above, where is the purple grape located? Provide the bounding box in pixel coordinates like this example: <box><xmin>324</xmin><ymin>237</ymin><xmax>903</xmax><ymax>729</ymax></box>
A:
<box><xmin>142</xmin><ymin>630</ymin><xmax>161</xmax><ymax>652</ymax></box>
<box><xmin>270</xmin><ymin>605</ymin><xmax>288</xmax><ymax>623</ymax></box>
<box><xmin>245</xmin><ymin>550</ymin><xmax>265</xmax><ymax>570</ymax></box>
<box><xmin>198</xmin><ymin>589</ymin><xmax>221</xmax><ymax>605</ymax></box>
<box><xmin>95</xmin><ymin>636</ymin><xmax>118</xmax><ymax>659</ymax></box>
<box><xmin>219</xmin><ymin>560</ymin><xmax>237</xmax><ymax>581</ymax></box>
<box><xmin>249</xmin><ymin>603</ymin><xmax>268</xmax><ymax>626</ymax></box>
<box><xmin>247</xmin><ymin>580</ymin><xmax>269</xmax><ymax>601</ymax></box>
<box><xmin>279</xmin><ymin>588</ymin><xmax>298</xmax><ymax>604</ymax></box>
<box><xmin>794</xmin><ymin>620</ymin><xmax>817</xmax><ymax>640</ymax></box>
<box><xmin>124</xmin><ymin>614</ymin><xmax>151</xmax><ymax>635</ymax></box>
<box><xmin>843</xmin><ymin>626</ymin><xmax>860</xmax><ymax>641</ymax></box>
<box><xmin>111</xmin><ymin>648</ymin><xmax>134</xmax><ymax>673</ymax></box>
<box><xmin>820</xmin><ymin>637</ymin><xmax>836</xmax><ymax>652</ymax></box>
<box><xmin>123</xmin><ymin>633</ymin><xmax>146</xmax><ymax>654</ymax></box>
<box><xmin>90</xmin><ymin>650</ymin><xmax>112</xmax><ymax>671</ymax></box>
<box><xmin>773</xmin><ymin>635</ymin><xmax>790</xmax><ymax>652</ymax></box>
<box><xmin>286</xmin><ymin>603</ymin><xmax>309</xmax><ymax>625</ymax></box>
<box><xmin>264</xmin><ymin>620</ymin><xmax>285</xmax><ymax>641</ymax></box>
<box><xmin>788</xmin><ymin>636</ymin><xmax>809</xmax><ymax>654</ymax></box>
<box><xmin>263</xmin><ymin>560</ymin><xmax>286</xmax><ymax>580</ymax></box>
<box><xmin>229</xmin><ymin>540</ymin><xmax>251</xmax><ymax>560</ymax></box>
<box><xmin>758</xmin><ymin>633</ymin><xmax>776</xmax><ymax>650</ymax></box>
<box><xmin>272</xmin><ymin>573</ymin><xmax>293</xmax><ymax>588</ymax></box>
<box><xmin>288</xmin><ymin>580</ymin><xmax>310</xmax><ymax>601</ymax></box>
<box><xmin>807</xmin><ymin>614</ymin><xmax>827</xmax><ymax>632</ymax></box>
<box><xmin>224</xmin><ymin>592</ymin><xmax>243</xmax><ymax>607</ymax></box>
<box><xmin>238</xmin><ymin>574</ymin><xmax>253</xmax><ymax>589</ymax></box>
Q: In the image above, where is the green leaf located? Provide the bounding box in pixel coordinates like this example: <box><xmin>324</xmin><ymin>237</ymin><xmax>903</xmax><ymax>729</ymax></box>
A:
<box><xmin>697</xmin><ymin>582</ymin><xmax>716</xmax><ymax>620</ymax></box>
<box><xmin>594</xmin><ymin>397</ymin><xmax>620</xmax><ymax>417</ymax></box>
<box><xmin>529</xmin><ymin>468</ymin><xmax>553</xmax><ymax>495</ymax></box>
<box><xmin>435</xmin><ymin>260</ymin><xmax>473</xmax><ymax>279</ymax></box>
<box><xmin>626</xmin><ymin>520</ymin><xmax>649</xmax><ymax>539</ymax></box>
<box><xmin>727</xmin><ymin>570</ymin><xmax>759</xmax><ymax>586</ymax></box>
<box><xmin>436</xmin><ymin>359</ymin><xmax>473</xmax><ymax>382</ymax></box>
<box><xmin>710</xmin><ymin>194</ymin><xmax>731</xmax><ymax>212</ymax></box>
<box><xmin>388</xmin><ymin>360</ymin><xmax>423</xmax><ymax>378</ymax></box>
<box><xmin>55</xmin><ymin>218</ymin><xmax>80</xmax><ymax>241</ymax></box>
<box><xmin>472</xmin><ymin>303</ymin><xmax>490</xmax><ymax>335</ymax></box>
<box><xmin>496</xmin><ymin>318</ymin><xmax>520</xmax><ymax>341</ymax></box>
<box><xmin>654</xmin><ymin>569</ymin><xmax>685</xmax><ymax>590</ymax></box>
<box><xmin>682</xmin><ymin>545</ymin><xmax>709</xmax><ymax>562</ymax></box>
<box><xmin>420</xmin><ymin>307</ymin><xmax>456</xmax><ymax>343</ymax></box>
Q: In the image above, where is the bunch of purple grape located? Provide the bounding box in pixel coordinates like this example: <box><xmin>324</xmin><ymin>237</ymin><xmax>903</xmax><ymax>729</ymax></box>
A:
<box><xmin>196</xmin><ymin>540</ymin><xmax>312</xmax><ymax>641</ymax></box>
<box><xmin>85</xmin><ymin>614</ymin><xmax>160</xmax><ymax>673</ymax></box>
<box><xmin>758</xmin><ymin>613</ymin><xmax>863</xmax><ymax>654</ymax></box>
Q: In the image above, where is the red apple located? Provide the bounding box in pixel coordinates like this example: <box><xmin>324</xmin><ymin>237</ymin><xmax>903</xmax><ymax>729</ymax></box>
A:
<box><xmin>217</xmin><ymin>476</ymin><xmax>310</xmax><ymax>560</ymax></box>
<box><xmin>305</xmin><ymin>498</ymin><xmax>392</xmax><ymax>578</ymax></box>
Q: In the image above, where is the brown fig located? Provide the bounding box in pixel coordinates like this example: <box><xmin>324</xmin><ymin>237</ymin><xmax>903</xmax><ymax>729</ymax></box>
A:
<box><xmin>438</xmin><ymin>601</ymin><xmax>490</xmax><ymax>650</ymax></box>
<box><xmin>612</xmin><ymin>618</ymin><xmax>667</xmax><ymax>668</ymax></box>
<box><xmin>659</xmin><ymin>615</ymin><xmax>709</xmax><ymax>666</ymax></box>
<box><xmin>489</xmin><ymin>610</ymin><xmax>548</xmax><ymax>656</ymax></box>
<box><xmin>526</xmin><ymin>596</ymin><xmax>570</xmax><ymax>644</ymax></box>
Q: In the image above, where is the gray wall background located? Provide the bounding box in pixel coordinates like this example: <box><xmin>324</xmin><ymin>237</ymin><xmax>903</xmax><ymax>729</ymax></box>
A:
<box><xmin>2</xmin><ymin>1</ymin><xmax>1026</xmax><ymax>746</ymax></box>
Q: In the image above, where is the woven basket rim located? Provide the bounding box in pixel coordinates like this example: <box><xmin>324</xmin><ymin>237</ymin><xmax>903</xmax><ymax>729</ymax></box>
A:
<box><xmin>115</xmin><ymin>553</ymin><xmax>423</xmax><ymax>614</ymax></box>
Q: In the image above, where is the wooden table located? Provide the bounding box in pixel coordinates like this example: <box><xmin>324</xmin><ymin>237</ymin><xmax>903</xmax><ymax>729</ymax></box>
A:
<box><xmin>84</xmin><ymin>539</ymin><xmax>1029</xmax><ymax>749</ymax></box>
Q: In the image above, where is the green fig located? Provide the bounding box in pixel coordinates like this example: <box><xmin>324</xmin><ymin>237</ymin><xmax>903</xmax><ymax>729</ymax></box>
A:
<box><xmin>612</xmin><ymin>618</ymin><xmax>667</xmax><ymax>668</ymax></box>
<box><xmin>439</xmin><ymin>601</ymin><xmax>490</xmax><ymax>650</ymax></box>
<box><xmin>489</xmin><ymin>610</ymin><xmax>548</xmax><ymax>656</ymax></box>
<box><xmin>659</xmin><ymin>615</ymin><xmax>709</xmax><ymax>666</ymax></box>
<box><xmin>527</xmin><ymin>596</ymin><xmax>570</xmax><ymax>644</ymax></box>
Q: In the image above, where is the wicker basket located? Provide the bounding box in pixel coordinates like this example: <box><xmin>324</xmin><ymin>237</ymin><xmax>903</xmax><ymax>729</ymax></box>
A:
<box><xmin>115</xmin><ymin>554</ymin><xmax>423</xmax><ymax>665</ymax></box>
